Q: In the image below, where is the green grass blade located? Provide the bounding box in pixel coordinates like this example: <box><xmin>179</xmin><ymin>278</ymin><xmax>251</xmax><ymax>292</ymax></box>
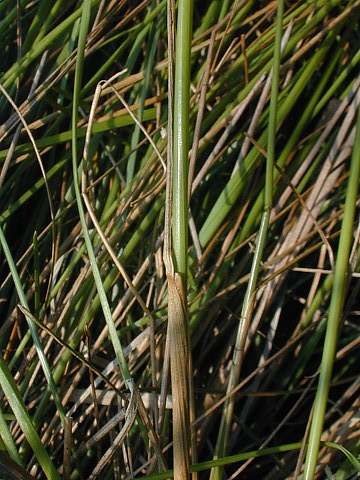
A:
<box><xmin>323</xmin><ymin>441</ymin><xmax>360</xmax><ymax>473</ymax></box>
<box><xmin>0</xmin><ymin>0</ymin><xmax>100</xmax><ymax>91</ymax></box>
<box><xmin>137</xmin><ymin>442</ymin><xmax>302</xmax><ymax>480</ymax></box>
<box><xmin>0</xmin><ymin>355</ymin><xmax>61</xmax><ymax>480</ymax></box>
<box><xmin>0</xmin><ymin>108</ymin><xmax>157</xmax><ymax>162</ymax></box>
<box><xmin>0</xmin><ymin>409</ymin><xmax>23</xmax><ymax>466</ymax></box>
<box><xmin>71</xmin><ymin>0</ymin><xmax>131</xmax><ymax>384</ymax></box>
<box><xmin>0</xmin><ymin>226</ymin><xmax>65</xmax><ymax>424</ymax></box>
<box><xmin>303</xmin><ymin>93</ymin><xmax>360</xmax><ymax>479</ymax></box>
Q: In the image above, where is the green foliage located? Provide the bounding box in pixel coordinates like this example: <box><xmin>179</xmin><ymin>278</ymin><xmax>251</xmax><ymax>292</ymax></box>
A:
<box><xmin>0</xmin><ymin>1</ymin><xmax>359</xmax><ymax>478</ymax></box>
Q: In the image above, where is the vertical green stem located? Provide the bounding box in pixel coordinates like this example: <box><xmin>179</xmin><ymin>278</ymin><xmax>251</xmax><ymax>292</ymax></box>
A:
<box><xmin>173</xmin><ymin>0</ymin><xmax>193</xmax><ymax>279</ymax></box>
<box><xmin>170</xmin><ymin>1</ymin><xmax>194</xmax><ymax>478</ymax></box>
<box><xmin>303</xmin><ymin>98</ymin><xmax>360</xmax><ymax>479</ymax></box>
<box><xmin>212</xmin><ymin>1</ymin><xmax>284</xmax><ymax>477</ymax></box>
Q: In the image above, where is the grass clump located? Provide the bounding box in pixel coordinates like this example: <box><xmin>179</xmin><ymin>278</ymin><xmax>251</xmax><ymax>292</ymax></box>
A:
<box><xmin>0</xmin><ymin>1</ymin><xmax>359</xmax><ymax>479</ymax></box>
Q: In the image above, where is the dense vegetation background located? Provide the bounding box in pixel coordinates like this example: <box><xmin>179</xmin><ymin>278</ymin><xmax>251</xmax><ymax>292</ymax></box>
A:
<box><xmin>0</xmin><ymin>1</ymin><xmax>359</xmax><ymax>479</ymax></box>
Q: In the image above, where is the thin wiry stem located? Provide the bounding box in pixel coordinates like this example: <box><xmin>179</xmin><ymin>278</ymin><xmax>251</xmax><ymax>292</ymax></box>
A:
<box><xmin>212</xmin><ymin>2</ymin><xmax>284</xmax><ymax>477</ymax></box>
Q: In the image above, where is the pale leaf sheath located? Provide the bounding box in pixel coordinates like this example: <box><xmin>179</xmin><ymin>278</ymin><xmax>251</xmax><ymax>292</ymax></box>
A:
<box><xmin>168</xmin><ymin>272</ymin><xmax>190</xmax><ymax>480</ymax></box>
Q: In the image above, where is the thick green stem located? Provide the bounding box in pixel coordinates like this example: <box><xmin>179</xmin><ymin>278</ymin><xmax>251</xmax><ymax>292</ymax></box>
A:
<box><xmin>173</xmin><ymin>0</ymin><xmax>193</xmax><ymax>279</ymax></box>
